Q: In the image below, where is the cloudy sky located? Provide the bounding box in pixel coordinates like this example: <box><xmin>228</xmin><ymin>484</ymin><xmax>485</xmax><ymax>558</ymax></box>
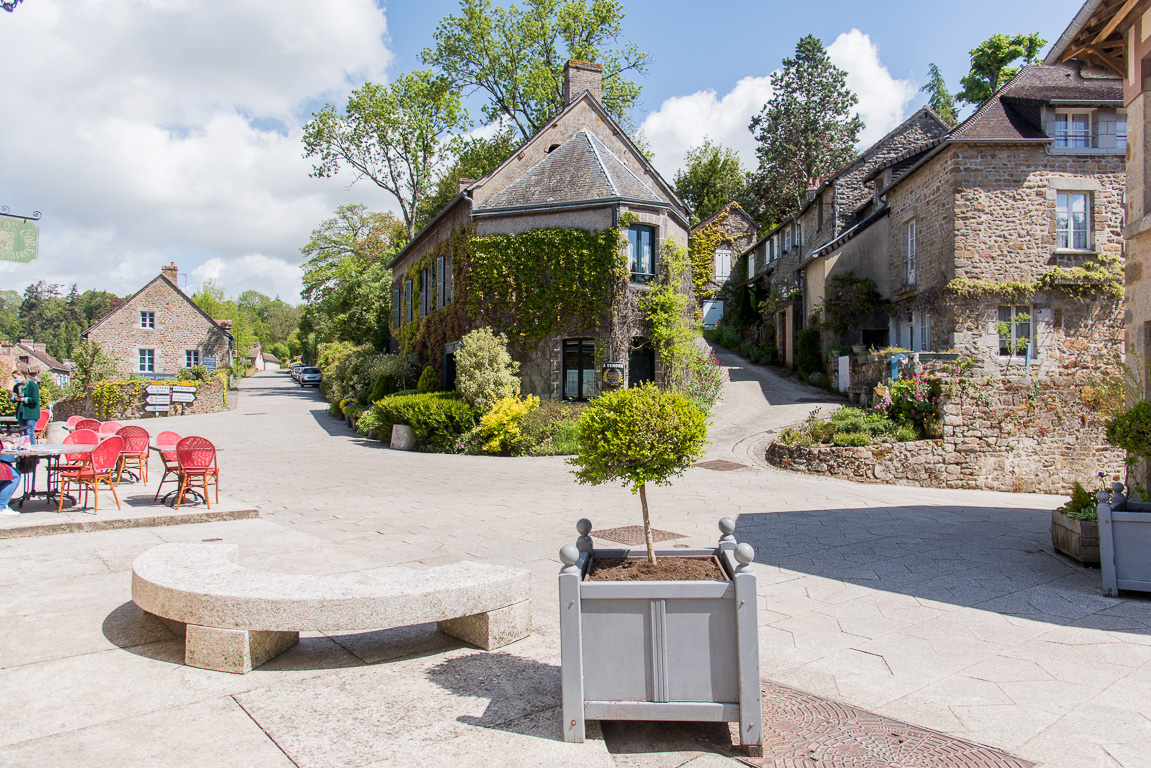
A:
<box><xmin>0</xmin><ymin>0</ymin><xmax>1082</xmax><ymax>304</ymax></box>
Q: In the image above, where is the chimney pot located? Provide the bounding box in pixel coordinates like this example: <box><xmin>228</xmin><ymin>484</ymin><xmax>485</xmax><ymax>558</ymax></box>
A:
<box><xmin>563</xmin><ymin>59</ymin><xmax>603</xmax><ymax>106</ymax></box>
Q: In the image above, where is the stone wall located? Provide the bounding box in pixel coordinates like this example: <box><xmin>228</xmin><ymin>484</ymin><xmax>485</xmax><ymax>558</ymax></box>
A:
<box><xmin>768</xmin><ymin>370</ymin><xmax>1124</xmax><ymax>494</ymax></box>
<box><xmin>51</xmin><ymin>377</ymin><xmax>228</xmax><ymax>422</ymax></box>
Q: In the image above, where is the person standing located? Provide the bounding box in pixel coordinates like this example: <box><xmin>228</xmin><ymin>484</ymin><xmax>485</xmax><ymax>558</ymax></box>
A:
<box><xmin>12</xmin><ymin>372</ymin><xmax>40</xmax><ymax>442</ymax></box>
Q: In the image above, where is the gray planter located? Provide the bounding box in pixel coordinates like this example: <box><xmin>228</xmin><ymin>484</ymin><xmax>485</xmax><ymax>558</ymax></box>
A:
<box><xmin>1099</xmin><ymin>485</ymin><xmax>1151</xmax><ymax>596</ymax></box>
<box><xmin>1051</xmin><ymin>510</ymin><xmax>1100</xmax><ymax>565</ymax></box>
<box><xmin>558</xmin><ymin>518</ymin><xmax>763</xmax><ymax>756</ymax></box>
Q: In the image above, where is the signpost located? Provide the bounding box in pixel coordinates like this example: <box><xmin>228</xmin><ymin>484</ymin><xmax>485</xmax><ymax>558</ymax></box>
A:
<box><xmin>145</xmin><ymin>405</ymin><xmax>171</xmax><ymax>413</ymax></box>
<box><xmin>145</xmin><ymin>384</ymin><xmax>171</xmax><ymax>395</ymax></box>
<box><xmin>0</xmin><ymin>216</ymin><xmax>38</xmax><ymax>264</ymax></box>
<box><xmin>146</xmin><ymin>395</ymin><xmax>171</xmax><ymax>406</ymax></box>
<box><xmin>204</xmin><ymin>357</ymin><xmax>217</xmax><ymax>371</ymax></box>
<box><xmin>172</xmin><ymin>385</ymin><xmax>196</xmax><ymax>393</ymax></box>
<box><xmin>172</xmin><ymin>392</ymin><xmax>195</xmax><ymax>403</ymax></box>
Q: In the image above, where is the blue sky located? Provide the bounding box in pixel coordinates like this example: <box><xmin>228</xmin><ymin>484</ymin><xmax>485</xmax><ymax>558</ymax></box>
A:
<box><xmin>0</xmin><ymin>0</ymin><xmax>1086</xmax><ymax>303</ymax></box>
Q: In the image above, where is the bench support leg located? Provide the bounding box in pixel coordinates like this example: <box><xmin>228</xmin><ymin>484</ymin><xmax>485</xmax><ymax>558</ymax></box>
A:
<box><xmin>185</xmin><ymin>624</ymin><xmax>300</xmax><ymax>674</ymax></box>
<box><xmin>437</xmin><ymin>600</ymin><xmax>531</xmax><ymax>650</ymax></box>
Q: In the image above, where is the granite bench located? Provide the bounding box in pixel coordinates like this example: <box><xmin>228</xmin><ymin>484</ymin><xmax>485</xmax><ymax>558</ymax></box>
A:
<box><xmin>131</xmin><ymin>542</ymin><xmax>531</xmax><ymax>673</ymax></box>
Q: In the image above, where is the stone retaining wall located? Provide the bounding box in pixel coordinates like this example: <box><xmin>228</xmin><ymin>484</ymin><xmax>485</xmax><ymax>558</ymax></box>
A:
<box><xmin>767</xmin><ymin>370</ymin><xmax>1124</xmax><ymax>494</ymax></box>
<box><xmin>51</xmin><ymin>377</ymin><xmax>228</xmax><ymax>422</ymax></box>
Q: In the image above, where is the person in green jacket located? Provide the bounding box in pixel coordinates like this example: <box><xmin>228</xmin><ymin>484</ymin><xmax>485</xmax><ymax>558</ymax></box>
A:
<box><xmin>12</xmin><ymin>372</ymin><xmax>41</xmax><ymax>442</ymax></box>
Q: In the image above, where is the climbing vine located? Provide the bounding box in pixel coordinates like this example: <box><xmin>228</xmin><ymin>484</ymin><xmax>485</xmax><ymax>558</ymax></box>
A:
<box><xmin>688</xmin><ymin>208</ymin><xmax>739</xmax><ymax>300</ymax></box>
<box><xmin>944</xmin><ymin>253</ymin><xmax>1124</xmax><ymax>302</ymax></box>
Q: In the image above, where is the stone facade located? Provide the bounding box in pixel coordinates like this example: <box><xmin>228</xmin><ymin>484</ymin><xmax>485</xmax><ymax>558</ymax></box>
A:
<box><xmin>768</xmin><ymin>372</ymin><xmax>1124</xmax><ymax>494</ymax></box>
<box><xmin>691</xmin><ymin>203</ymin><xmax>758</xmax><ymax>324</ymax></box>
<box><xmin>84</xmin><ymin>264</ymin><xmax>233</xmax><ymax>377</ymax></box>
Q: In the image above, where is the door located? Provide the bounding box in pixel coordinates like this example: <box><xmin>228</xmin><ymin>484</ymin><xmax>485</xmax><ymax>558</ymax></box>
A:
<box><xmin>629</xmin><ymin>342</ymin><xmax>655</xmax><ymax>387</ymax></box>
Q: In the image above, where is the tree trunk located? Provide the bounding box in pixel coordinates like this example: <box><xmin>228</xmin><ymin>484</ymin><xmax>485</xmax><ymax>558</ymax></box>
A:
<box><xmin>639</xmin><ymin>483</ymin><xmax>657</xmax><ymax>565</ymax></box>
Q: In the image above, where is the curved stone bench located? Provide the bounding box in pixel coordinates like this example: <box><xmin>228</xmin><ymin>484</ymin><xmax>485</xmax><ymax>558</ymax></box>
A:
<box><xmin>132</xmin><ymin>542</ymin><xmax>531</xmax><ymax>673</ymax></box>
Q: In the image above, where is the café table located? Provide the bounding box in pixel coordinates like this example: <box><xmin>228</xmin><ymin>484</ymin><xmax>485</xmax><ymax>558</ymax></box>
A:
<box><xmin>0</xmin><ymin>443</ymin><xmax>98</xmax><ymax>509</ymax></box>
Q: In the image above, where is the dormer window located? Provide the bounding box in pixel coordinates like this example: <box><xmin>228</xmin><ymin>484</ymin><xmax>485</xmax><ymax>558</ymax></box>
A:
<box><xmin>1054</xmin><ymin>112</ymin><xmax>1092</xmax><ymax>148</ymax></box>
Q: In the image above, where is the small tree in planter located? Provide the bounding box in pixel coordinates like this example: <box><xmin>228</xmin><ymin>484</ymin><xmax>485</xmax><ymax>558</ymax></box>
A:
<box><xmin>568</xmin><ymin>382</ymin><xmax>708</xmax><ymax>564</ymax></box>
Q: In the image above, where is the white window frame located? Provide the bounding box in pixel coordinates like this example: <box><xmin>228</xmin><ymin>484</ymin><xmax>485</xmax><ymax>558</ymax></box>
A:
<box><xmin>998</xmin><ymin>305</ymin><xmax>1033</xmax><ymax>356</ymax></box>
<box><xmin>139</xmin><ymin>310</ymin><xmax>155</xmax><ymax>329</ymax></box>
<box><xmin>138</xmin><ymin>348</ymin><xmax>155</xmax><ymax>374</ymax></box>
<box><xmin>913</xmin><ymin>310</ymin><xmax>930</xmax><ymax>352</ymax></box>
<box><xmin>784</xmin><ymin>228</ymin><xmax>791</xmax><ymax>253</ymax></box>
<box><xmin>795</xmin><ymin>222</ymin><xmax>802</xmax><ymax>248</ymax></box>
<box><xmin>904</xmin><ymin>219</ymin><xmax>917</xmax><ymax>285</ymax></box>
<box><xmin>714</xmin><ymin>249</ymin><xmax>732</xmax><ymax>281</ymax></box>
<box><xmin>1054</xmin><ymin>110</ymin><xmax>1093</xmax><ymax>148</ymax></box>
<box><xmin>1056</xmin><ymin>192</ymin><xmax>1091</xmax><ymax>250</ymax></box>
<box><xmin>184</xmin><ymin>349</ymin><xmax>200</xmax><ymax>368</ymax></box>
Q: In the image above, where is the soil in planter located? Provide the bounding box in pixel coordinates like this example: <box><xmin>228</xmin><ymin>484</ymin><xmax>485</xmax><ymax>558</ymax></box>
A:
<box><xmin>587</xmin><ymin>557</ymin><xmax>728</xmax><ymax>581</ymax></box>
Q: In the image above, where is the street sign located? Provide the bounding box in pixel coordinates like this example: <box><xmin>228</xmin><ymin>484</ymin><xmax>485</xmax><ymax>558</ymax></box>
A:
<box><xmin>146</xmin><ymin>395</ymin><xmax>171</xmax><ymax>405</ymax></box>
<box><xmin>145</xmin><ymin>385</ymin><xmax>171</xmax><ymax>395</ymax></box>
<box><xmin>172</xmin><ymin>385</ymin><xmax>197</xmax><ymax>393</ymax></box>
<box><xmin>145</xmin><ymin>405</ymin><xmax>170</xmax><ymax>412</ymax></box>
<box><xmin>171</xmin><ymin>392</ymin><xmax>195</xmax><ymax>403</ymax></box>
<box><xmin>204</xmin><ymin>357</ymin><xmax>217</xmax><ymax>371</ymax></box>
<box><xmin>0</xmin><ymin>219</ymin><xmax>38</xmax><ymax>263</ymax></box>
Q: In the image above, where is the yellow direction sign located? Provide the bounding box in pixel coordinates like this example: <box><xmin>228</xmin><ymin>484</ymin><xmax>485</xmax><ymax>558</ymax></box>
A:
<box><xmin>0</xmin><ymin>219</ymin><xmax>38</xmax><ymax>263</ymax></box>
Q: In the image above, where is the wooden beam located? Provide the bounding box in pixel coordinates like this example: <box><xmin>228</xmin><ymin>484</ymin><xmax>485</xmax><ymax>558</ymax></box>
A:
<box><xmin>1094</xmin><ymin>0</ymin><xmax>1142</xmax><ymax>44</ymax></box>
<box><xmin>1087</xmin><ymin>44</ymin><xmax>1127</xmax><ymax>77</ymax></box>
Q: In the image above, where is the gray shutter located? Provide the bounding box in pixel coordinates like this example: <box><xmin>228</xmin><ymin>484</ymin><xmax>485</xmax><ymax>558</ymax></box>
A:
<box><xmin>446</xmin><ymin>257</ymin><xmax>454</xmax><ymax>303</ymax></box>
<box><xmin>436</xmin><ymin>256</ymin><xmax>445</xmax><ymax>309</ymax></box>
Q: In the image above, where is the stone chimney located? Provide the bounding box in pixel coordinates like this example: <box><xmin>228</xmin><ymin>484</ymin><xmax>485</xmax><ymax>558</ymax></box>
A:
<box><xmin>216</xmin><ymin>318</ymin><xmax>233</xmax><ymax>335</ymax></box>
<box><xmin>32</xmin><ymin>343</ymin><xmax>46</xmax><ymax>353</ymax></box>
<box><xmin>161</xmin><ymin>262</ymin><xmax>178</xmax><ymax>285</ymax></box>
<box><xmin>458</xmin><ymin>178</ymin><xmax>476</xmax><ymax>193</ymax></box>
<box><xmin>563</xmin><ymin>60</ymin><xmax>603</xmax><ymax>106</ymax></box>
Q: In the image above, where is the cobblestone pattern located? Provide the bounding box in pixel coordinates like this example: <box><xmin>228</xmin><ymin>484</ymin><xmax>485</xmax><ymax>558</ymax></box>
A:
<box><xmin>750</xmin><ymin>682</ymin><xmax>1034</xmax><ymax>768</ymax></box>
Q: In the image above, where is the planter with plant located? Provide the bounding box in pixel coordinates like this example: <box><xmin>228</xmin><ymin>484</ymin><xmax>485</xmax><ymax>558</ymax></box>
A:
<box><xmin>1051</xmin><ymin>480</ymin><xmax>1100</xmax><ymax>565</ymax></box>
<box><xmin>558</xmin><ymin>383</ymin><xmax>763</xmax><ymax>756</ymax></box>
<box><xmin>1098</xmin><ymin>403</ymin><xmax>1151</xmax><ymax>595</ymax></box>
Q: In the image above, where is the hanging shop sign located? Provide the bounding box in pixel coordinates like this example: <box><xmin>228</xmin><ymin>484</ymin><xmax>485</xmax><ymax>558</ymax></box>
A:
<box><xmin>0</xmin><ymin>219</ymin><xmax>38</xmax><ymax>263</ymax></box>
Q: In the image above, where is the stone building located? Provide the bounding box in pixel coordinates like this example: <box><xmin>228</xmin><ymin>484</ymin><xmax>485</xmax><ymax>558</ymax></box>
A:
<box><xmin>0</xmin><ymin>340</ymin><xmax>71</xmax><ymax>386</ymax></box>
<box><xmin>870</xmin><ymin>63</ymin><xmax>1126</xmax><ymax>377</ymax></box>
<box><xmin>688</xmin><ymin>202</ymin><xmax>758</xmax><ymax>328</ymax></box>
<box><xmin>387</xmin><ymin>60</ymin><xmax>690</xmax><ymax>400</ymax></box>
<box><xmin>740</xmin><ymin>108</ymin><xmax>951</xmax><ymax>365</ymax></box>
<box><xmin>84</xmin><ymin>263</ymin><xmax>233</xmax><ymax>377</ymax></box>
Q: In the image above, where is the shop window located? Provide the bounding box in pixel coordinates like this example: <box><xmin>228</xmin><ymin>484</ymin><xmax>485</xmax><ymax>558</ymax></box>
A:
<box><xmin>563</xmin><ymin>338</ymin><xmax>596</xmax><ymax>400</ymax></box>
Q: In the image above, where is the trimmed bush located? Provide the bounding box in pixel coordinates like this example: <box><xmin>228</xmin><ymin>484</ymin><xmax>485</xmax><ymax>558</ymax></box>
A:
<box><xmin>370</xmin><ymin>372</ymin><xmax>399</xmax><ymax>402</ymax></box>
<box><xmin>831</xmin><ymin>432</ymin><xmax>872</xmax><ymax>447</ymax></box>
<box><xmin>417</xmin><ymin>365</ymin><xmax>440</xmax><ymax>394</ymax></box>
<box><xmin>478</xmin><ymin>395</ymin><xmax>538</xmax><ymax>454</ymax></box>
<box><xmin>515</xmin><ymin>400</ymin><xmax>584</xmax><ymax>456</ymax></box>
<box><xmin>372</xmin><ymin>392</ymin><xmax>479</xmax><ymax>451</ymax></box>
<box><xmin>456</xmin><ymin>328</ymin><xmax>521</xmax><ymax>411</ymax></box>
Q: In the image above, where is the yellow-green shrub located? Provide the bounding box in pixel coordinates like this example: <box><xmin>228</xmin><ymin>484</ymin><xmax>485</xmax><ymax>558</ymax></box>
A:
<box><xmin>479</xmin><ymin>395</ymin><xmax>539</xmax><ymax>454</ymax></box>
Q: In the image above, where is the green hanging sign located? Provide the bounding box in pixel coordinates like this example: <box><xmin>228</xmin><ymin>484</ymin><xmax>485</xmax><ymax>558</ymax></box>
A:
<box><xmin>0</xmin><ymin>219</ymin><xmax>38</xmax><ymax>263</ymax></box>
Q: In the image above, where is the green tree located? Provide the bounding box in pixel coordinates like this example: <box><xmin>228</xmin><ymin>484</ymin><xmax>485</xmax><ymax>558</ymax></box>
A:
<box><xmin>956</xmin><ymin>33</ymin><xmax>1046</xmax><ymax>106</ymax></box>
<box><xmin>303</xmin><ymin>70</ymin><xmax>466</xmax><ymax>239</ymax></box>
<box><xmin>423</xmin><ymin>0</ymin><xmax>650</xmax><ymax>141</ymax></box>
<box><xmin>455</xmin><ymin>327</ymin><xmax>521</xmax><ymax>411</ymax></box>
<box><xmin>300</xmin><ymin>205</ymin><xmax>406</xmax><ymax>305</ymax></box>
<box><xmin>568</xmin><ymin>383</ymin><xmax>708</xmax><ymax>563</ymax></box>
<box><xmin>69</xmin><ymin>341</ymin><xmax>118</xmax><ymax>390</ymax></box>
<box><xmin>415</xmin><ymin>128</ymin><xmax>520</xmax><ymax>230</ymax></box>
<box><xmin>920</xmin><ymin>63</ymin><xmax>958</xmax><ymax>127</ymax></box>
<box><xmin>749</xmin><ymin>35</ymin><xmax>864</xmax><ymax>224</ymax></box>
<box><xmin>673</xmin><ymin>138</ymin><xmax>750</xmax><ymax>226</ymax></box>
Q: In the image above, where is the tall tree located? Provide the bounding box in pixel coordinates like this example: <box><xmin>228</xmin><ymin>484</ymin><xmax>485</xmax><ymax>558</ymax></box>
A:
<box><xmin>748</xmin><ymin>35</ymin><xmax>864</xmax><ymax>224</ymax></box>
<box><xmin>956</xmin><ymin>33</ymin><xmax>1046</xmax><ymax>106</ymax></box>
<box><xmin>303</xmin><ymin>70</ymin><xmax>466</xmax><ymax>239</ymax></box>
<box><xmin>673</xmin><ymin>138</ymin><xmax>750</xmax><ymax>226</ymax></box>
<box><xmin>920</xmin><ymin>63</ymin><xmax>958</xmax><ymax>127</ymax></box>
<box><xmin>423</xmin><ymin>0</ymin><xmax>649</xmax><ymax>141</ymax></box>
<box><xmin>415</xmin><ymin>128</ymin><xmax>520</xmax><ymax>230</ymax></box>
<box><xmin>299</xmin><ymin>205</ymin><xmax>406</xmax><ymax>305</ymax></box>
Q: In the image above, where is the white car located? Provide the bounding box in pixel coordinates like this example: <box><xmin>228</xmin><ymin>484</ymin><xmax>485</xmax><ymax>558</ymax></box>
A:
<box><xmin>298</xmin><ymin>367</ymin><xmax>322</xmax><ymax>387</ymax></box>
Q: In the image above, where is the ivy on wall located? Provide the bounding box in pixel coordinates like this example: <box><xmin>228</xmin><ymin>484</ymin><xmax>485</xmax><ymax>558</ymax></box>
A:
<box><xmin>944</xmin><ymin>252</ymin><xmax>1124</xmax><ymax>303</ymax></box>
<box><xmin>688</xmin><ymin>208</ymin><xmax>740</xmax><ymax>300</ymax></box>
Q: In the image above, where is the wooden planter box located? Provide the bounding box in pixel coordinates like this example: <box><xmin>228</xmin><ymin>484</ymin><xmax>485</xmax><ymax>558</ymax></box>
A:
<box><xmin>558</xmin><ymin>519</ymin><xmax>763</xmax><ymax>756</ymax></box>
<box><xmin>1099</xmin><ymin>490</ymin><xmax>1151</xmax><ymax>596</ymax></box>
<box><xmin>1051</xmin><ymin>510</ymin><xmax>1100</xmax><ymax>565</ymax></box>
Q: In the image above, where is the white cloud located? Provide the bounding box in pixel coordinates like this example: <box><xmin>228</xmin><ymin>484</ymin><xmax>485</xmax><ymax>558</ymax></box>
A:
<box><xmin>0</xmin><ymin>0</ymin><xmax>395</xmax><ymax>303</ymax></box>
<box><xmin>640</xmin><ymin>75</ymin><xmax>772</xmax><ymax>181</ymax></box>
<box><xmin>827</xmin><ymin>30</ymin><xmax>918</xmax><ymax>147</ymax></box>
<box><xmin>639</xmin><ymin>29</ymin><xmax>917</xmax><ymax>181</ymax></box>
<box><xmin>190</xmin><ymin>255</ymin><xmax>303</xmax><ymax>302</ymax></box>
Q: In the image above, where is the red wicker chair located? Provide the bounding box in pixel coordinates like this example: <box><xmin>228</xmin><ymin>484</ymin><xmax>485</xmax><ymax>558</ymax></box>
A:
<box><xmin>75</xmin><ymin>419</ymin><xmax>102</xmax><ymax>432</ymax></box>
<box><xmin>34</xmin><ymin>409</ymin><xmax>51</xmax><ymax>439</ymax></box>
<box><xmin>65</xmin><ymin>415</ymin><xmax>85</xmax><ymax>429</ymax></box>
<box><xmin>57</xmin><ymin>435</ymin><xmax>123</xmax><ymax>514</ymax></box>
<box><xmin>175</xmin><ymin>436</ymin><xmax>218</xmax><ymax>510</ymax></box>
<box><xmin>98</xmin><ymin>421</ymin><xmax>123</xmax><ymax>435</ymax></box>
<box><xmin>47</xmin><ymin>429</ymin><xmax>99</xmax><ymax>494</ymax></box>
<box><xmin>153</xmin><ymin>431</ymin><xmax>182</xmax><ymax>501</ymax></box>
<box><xmin>115</xmin><ymin>426</ymin><xmax>150</xmax><ymax>484</ymax></box>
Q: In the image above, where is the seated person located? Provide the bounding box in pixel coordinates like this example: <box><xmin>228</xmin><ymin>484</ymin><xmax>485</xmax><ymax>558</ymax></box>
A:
<box><xmin>0</xmin><ymin>434</ymin><xmax>22</xmax><ymax>515</ymax></box>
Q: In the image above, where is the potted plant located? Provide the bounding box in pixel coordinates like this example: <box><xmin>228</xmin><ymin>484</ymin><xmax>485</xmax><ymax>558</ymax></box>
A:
<box><xmin>559</xmin><ymin>383</ymin><xmax>763</xmax><ymax>756</ymax></box>
<box><xmin>1051</xmin><ymin>480</ymin><xmax>1100</xmax><ymax>565</ymax></box>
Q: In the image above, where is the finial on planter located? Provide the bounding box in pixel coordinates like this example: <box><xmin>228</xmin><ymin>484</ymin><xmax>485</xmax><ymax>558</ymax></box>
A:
<box><xmin>719</xmin><ymin>517</ymin><xmax>737</xmax><ymax>551</ymax></box>
<box><xmin>1097</xmin><ymin>490</ymin><xmax>1110</xmax><ymax>502</ymax></box>
<box><xmin>576</xmin><ymin>518</ymin><xmax>593</xmax><ymax>552</ymax></box>
<box><xmin>734</xmin><ymin>543</ymin><xmax>755</xmax><ymax>570</ymax></box>
<box><xmin>560</xmin><ymin>544</ymin><xmax>580</xmax><ymax>570</ymax></box>
<box><xmin>1112</xmin><ymin>481</ymin><xmax>1125</xmax><ymax>494</ymax></box>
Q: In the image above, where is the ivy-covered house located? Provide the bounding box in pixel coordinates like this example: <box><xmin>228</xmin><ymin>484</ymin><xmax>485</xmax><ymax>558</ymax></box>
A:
<box><xmin>864</xmin><ymin>62</ymin><xmax>1126</xmax><ymax>377</ymax></box>
<box><xmin>688</xmin><ymin>202</ymin><xmax>758</xmax><ymax>329</ymax></box>
<box><xmin>388</xmin><ymin>60</ymin><xmax>691</xmax><ymax>400</ymax></box>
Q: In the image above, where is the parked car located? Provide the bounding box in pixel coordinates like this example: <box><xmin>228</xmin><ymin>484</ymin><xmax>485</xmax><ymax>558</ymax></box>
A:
<box><xmin>299</xmin><ymin>367</ymin><xmax>322</xmax><ymax>387</ymax></box>
<box><xmin>291</xmin><ymin>363</ymin><xmax>303</xmax><ymax>381</ymax></box>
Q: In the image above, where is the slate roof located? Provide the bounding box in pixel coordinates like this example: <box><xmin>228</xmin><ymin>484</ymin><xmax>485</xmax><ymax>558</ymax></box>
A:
<box><xmin>477</xmin><ymin>129</ymin><xmax>663</xmax><ymax>211</ymax></box>
<box><xmin>14</xmin><ymin>343</ymin><xmax>68</xmax><ymax>373</ymax></box>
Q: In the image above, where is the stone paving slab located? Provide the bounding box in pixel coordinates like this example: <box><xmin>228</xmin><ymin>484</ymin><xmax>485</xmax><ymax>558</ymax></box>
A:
<box><xmin>0</xmin><ymin>495</ymin><xmax>258</xmax><ymax>538</ymax></box>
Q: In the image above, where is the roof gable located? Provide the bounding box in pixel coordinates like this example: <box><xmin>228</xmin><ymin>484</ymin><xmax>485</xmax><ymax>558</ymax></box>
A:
<box><xmin>83</xmin><ymin>274</ymin><xmax>233</xmax><ymax>339</ymax></box>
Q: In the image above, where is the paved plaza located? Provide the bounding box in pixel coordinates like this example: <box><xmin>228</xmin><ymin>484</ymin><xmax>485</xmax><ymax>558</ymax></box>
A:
<box><xmin>2</xmin><ymin>355</ymin><xmax>1150</xmax><ymax>767</ymax></box>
